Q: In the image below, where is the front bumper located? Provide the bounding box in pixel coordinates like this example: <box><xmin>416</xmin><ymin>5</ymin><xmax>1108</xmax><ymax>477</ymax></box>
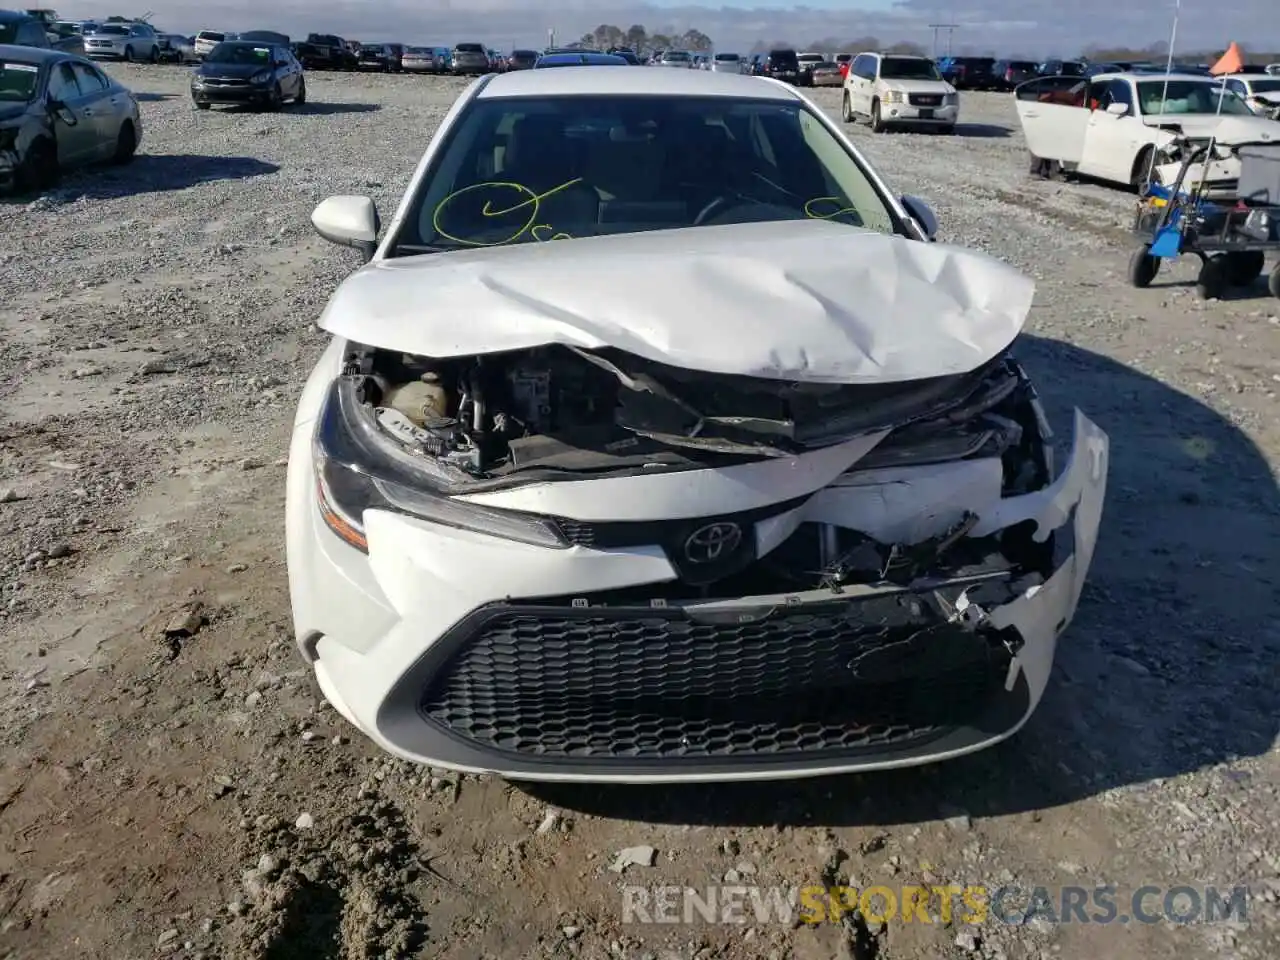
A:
<box><xmin>191</xmin><ymin>82</ymin><xmax>272</xmax><ymax>104</ymax></box>
<box><xmin>882</xmin><ymin>101</ymin><xmax>959</xmax><ymax>124</ymax></box>
<box><xmin>287</xmin><ymin>406</ymin><xmax>1108</xmax><ymax>783</ymax></box>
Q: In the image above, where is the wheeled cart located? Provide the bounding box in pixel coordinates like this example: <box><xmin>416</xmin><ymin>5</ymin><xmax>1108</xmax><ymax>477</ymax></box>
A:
<box><xmin>1127</xmin><ymin>141</ymin><xmax>1280</xmax><ymax>300</ymax></box>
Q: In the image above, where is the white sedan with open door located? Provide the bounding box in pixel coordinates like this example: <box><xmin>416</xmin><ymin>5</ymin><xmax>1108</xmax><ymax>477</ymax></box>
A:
<box><xmin>1015</xmin><ymin>72</ymin><xmax>1280</xmax><ymax>194</ymax></box>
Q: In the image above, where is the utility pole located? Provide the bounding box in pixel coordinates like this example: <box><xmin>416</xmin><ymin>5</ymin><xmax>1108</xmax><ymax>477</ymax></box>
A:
<box><xmin>928</xmin><ymin>23</ymin><xmax>958</xmax><ymax>59</ymax></box>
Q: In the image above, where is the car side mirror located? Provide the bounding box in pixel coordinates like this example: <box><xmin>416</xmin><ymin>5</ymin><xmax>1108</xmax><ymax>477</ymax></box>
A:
<box><xmin>1106</xmin><ymin>101</ymin><xmax>1128</xmax><ymax>116</ymax></box>
<box><xmin>900</xmin><ymin>194</ymin><xmax>938</xmax><ymax>241</ymax></box>
<box><xmin>312</xmin><ymin>195</ymin><xmax>379</xmax><ymax>261</ymax></box>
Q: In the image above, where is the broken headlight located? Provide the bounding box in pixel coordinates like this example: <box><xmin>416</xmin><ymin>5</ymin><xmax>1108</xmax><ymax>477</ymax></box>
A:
<box><xmin>312</xmin><ymin>379</ymin><xmax>569</xmax><ymax>553</ymax></box>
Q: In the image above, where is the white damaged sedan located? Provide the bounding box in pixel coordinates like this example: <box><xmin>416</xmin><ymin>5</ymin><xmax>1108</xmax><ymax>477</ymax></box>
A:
<box><xmin>287</xmin><ymin>67</ymin><xmax>1109</xmax><ymax>783</ymax></box>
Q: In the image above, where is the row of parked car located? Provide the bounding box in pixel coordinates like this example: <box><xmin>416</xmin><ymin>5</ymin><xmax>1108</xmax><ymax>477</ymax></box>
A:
<box><xmin>937</xmin><ymin>55</ymin><xmax>1280</xmax><ymax>91</ymax></box>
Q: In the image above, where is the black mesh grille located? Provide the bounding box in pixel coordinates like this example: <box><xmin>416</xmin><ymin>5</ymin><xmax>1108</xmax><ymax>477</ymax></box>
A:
<box><xmin>419</xmin><ymin>593</ymin><xmax>1013</xmax><ymax>763</ymax></box>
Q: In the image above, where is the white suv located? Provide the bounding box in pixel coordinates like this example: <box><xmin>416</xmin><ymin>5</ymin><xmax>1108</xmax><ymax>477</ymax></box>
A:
<box><xmin>842</xmin><ymin>52</ymin><xmax>959</xmax><ymax>133</ymax></box>
<box><xmin>193</xmin><ymin>30</ymin><xmax>225</xmax><ymax>59</ymax></box>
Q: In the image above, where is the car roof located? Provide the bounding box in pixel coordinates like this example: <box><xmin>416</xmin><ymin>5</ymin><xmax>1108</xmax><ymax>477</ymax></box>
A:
<box><xmin>1092</xmin><ymin>71</ymin><xmax>1216</xmax><ymax>83</ymax></box>
<box><xmin>478</xmin><ymin>66</ymin><xmax>799</xmax><ymax>100</ymax></box>
<box><xmin>0</xmin><ymin>9</ymin><xmax>36</xmax><ymax>21</ymax></box>
<box><xmin>536</xmin><ymin>53</ymin><xmax>627</xmax><ymax>65</ymax></box>
<box><xmin>0</xmin><ymin>43</ymin><xmax>66</xmax><ymax>63</ymax></box>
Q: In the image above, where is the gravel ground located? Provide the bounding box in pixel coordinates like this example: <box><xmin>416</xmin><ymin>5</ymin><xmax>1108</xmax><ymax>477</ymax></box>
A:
<box><xmin>1</xmin><ymin>64</ymin><xmax>1278</xmax><ymax>960</ymax></box>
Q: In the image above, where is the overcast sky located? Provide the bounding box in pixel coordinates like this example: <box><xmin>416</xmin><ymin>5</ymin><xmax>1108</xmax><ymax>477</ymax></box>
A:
<box><xmin>71</xmin><ymin>0</ymin><xmax>1279</xmax><ymax>56</ymax></box>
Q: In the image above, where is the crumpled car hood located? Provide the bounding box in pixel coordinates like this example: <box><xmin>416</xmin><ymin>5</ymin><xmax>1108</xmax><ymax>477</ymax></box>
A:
<box><xmin>318</xmin><ymin>219</ymin><xmax>1035</xmax><ymax>384</ymax></box>
<box><xmin>1147</xmin><ymin>113</ymin><xmax>1280</xmax><ymax>144</ymax></box>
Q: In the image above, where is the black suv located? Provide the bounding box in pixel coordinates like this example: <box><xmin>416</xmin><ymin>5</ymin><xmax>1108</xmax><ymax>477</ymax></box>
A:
<box><xmin>759</xmin><ymin>48</ymin><xmax>800</xmax><ymax>84</ymax></box>
<box><xmin>992</xmin><ymin>59</ymin><xmax>1038</xmax><ymax>90</ymax></box>
<box><xmin>0</xmin><ymin>9</ymin><xmax>51</xmax><ymax>47</ymax></box>
<box><xmin>301</xmin><ymin>33</ymin><xmax>356</xmax><ymax>70</ymax></box>
<box><xmin>941</xmin><ymin>56</ymin><xmax>997</xmax><ymax>90</ymax></box>
<box><xmin>357</xmin><ymin>42</ymin><xmax>403</xmax><ymax>71</ymax></box>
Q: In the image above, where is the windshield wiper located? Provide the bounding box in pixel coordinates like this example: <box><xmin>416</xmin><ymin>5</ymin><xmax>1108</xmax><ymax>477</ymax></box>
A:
<box><xmin>391</xmin><ymin>243</ymin><xmax>454</xmax><ymax>255</ymax></box>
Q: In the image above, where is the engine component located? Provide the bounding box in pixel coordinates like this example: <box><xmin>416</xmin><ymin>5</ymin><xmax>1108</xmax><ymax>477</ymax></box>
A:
<box><xmin>382</xmin><ymin>374</ymin><xmax>450</xmax><ymax>427</ymax></box>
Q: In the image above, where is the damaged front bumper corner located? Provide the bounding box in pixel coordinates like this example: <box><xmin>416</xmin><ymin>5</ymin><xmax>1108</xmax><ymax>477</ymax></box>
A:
<box><xmin>959</xmin><ymin>408</ymin><xmax>1108</xmax><ymax>716</ymax></box>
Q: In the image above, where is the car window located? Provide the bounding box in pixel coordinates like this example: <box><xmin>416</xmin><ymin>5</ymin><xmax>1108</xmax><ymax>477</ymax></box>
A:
<box><xmin>1137</xmin><ymin>80</ymin><xmax>1252</xmax><ymax>116</ymax></box>
<box><xmin>1107</xmin><ymin>79</ymin><xmax>1133</xmax><ymax>110</ymax></box>
<box><xmin>1252</xmin><ymin>79</ymin><xmax>1280</xmax><ymax>93</ymax></box>
<box><xmin>0</xmin><ymin>58</ymin><xmax>41</xmax><ymax>100</ymax></box>
<box><xmin>1016</xmin><ymin>75</ymin><xmax>1088</xmax><ymax>106</ymax></box>
<box><xmin>47</xmin><ymin>62</ymin><xmax>80</xmax><ymax>99</ymax></box>
<box><xmin>205</xmin><ymin>42</ymin><xmax>272</xmax><ymax>65</ymax></box>
<box><xmin>879</xmin><ymin>57</ymin><xmax>941</xmax><ymax>81</ymax></box>
<box><xmin>71</xmin><ymin>61</ymin><xmax>108</xmax><ymax>91</ymax></box>
<box><xmin>390</xmin><ymin>94</ymin><xmax>896</xmax><ymax>256</ymax></box>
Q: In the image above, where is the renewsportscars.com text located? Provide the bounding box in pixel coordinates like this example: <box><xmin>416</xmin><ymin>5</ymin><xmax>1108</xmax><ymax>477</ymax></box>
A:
<box><xmin>621</xmin><ymin>884</ymin><xmax>1250</xmax><ymax>926</ymax></box>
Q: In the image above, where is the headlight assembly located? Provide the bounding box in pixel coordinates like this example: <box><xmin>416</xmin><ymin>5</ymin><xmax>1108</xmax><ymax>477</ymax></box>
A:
<box><xmin>312</xmin><ymin>379</ymin><xmax>569</xmax><ymax>553</ymax></box>
<box><xmin>881</xmin><ymin>90</ymin><xmax>905</xmax><ymax>104</ymax></box>
<box><xmin>251</xmin><ymin>70</ymin><xmax>271</xmax><ymax>84</ymax></box>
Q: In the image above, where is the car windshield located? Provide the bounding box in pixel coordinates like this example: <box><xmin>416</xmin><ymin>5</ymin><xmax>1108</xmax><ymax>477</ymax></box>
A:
<box><xmin>0</xmin><ymin>59</ymin><xmax>40</xmax><ymax>100</ymax></box>
<box><xmin>198</xmin><ymin>32</ymin><xmax>224</xmax><ymax>40</ymax></box>
<box><xmin>714</xmin><ymin>53</ymin><xmax>739</xmax><ymax>61</ymax></box>
<box><xmin>205</xmin><ymin>42</ymin><xmax>272</xmax><ymax>65</ymax></box>
<box><xmin>880</xmin><ymin>57</ymin><xmax>942</xmax><ymax>80</ymax></box>
<box><xmin>95</xmin><ymin>24</ymin><xmax>128</xmax><ymax>35</ymax></box>
<box><xmin>389</xmin><ymin>94</ymin><xmax>896</xmax><ymax>256</ymax></box>
<box><xmin>663</xmin><ymin>52</ymin><xmax>690</xmax><ymax>61</ymax></box>
<box><xmin>455</xmin><ymin>43</ymin><xmax>482</xmax><ymax>53</ymax></box>
<box><xmin>1138</xmin><ymin>80</ymin><xmax>1254</xmax><ymax>116</ymax></box>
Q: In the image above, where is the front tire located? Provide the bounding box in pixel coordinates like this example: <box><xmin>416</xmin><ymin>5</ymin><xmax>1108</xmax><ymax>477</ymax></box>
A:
<box><xmin>1270</xmin><ymin>263</ymin><xmax>1280</xmax><ymax>299</ymax></box>
<box><xmin>1128</xmin><ymin>245</ymin><xmax>1160</xmax><ymax>288</ymax></box>
<box><xmin>1196</xmin><ymin>256</ymin><xmax>1227</xmax><ymax>300</ymax></box>
<box><xmin>295</xmin><ymin>78</ymin><xmax>306</xmax><ymax>104</ymax></box>
<box><xmin>123</xmin><ymin>45</ymin><xmax>134</xmax><ymax>63</ymax></box>
<box><xmin>870</xmin><ymin>99</ymin><xmax>885</xmax><ymax>133</ymax></box>
<box><xmin>1224</xmin><ymin>251</ymin><xmax>1265</xmax><ymax>286</ymax></box>
<box><xmin>841</xmin><ymin>91</ymin><xmax>853</xmax><ymax>123</ymax></box>
<box><xmin>112</xmin><ymin>121</ymin><xmax>137</xmax><ymax>164</ymax></box>
<box><xmin>194</xmin><ymin>100</ymin><xmax>210</xmax><ymax>110</ymax></box>
<box><xmin>17</xmin><ymin>137</ymin><xmax>59</xmax><ymax>193</ymax></box>
<box><xmin>1131</xmin><ymin>145</ymin><xmax>1155</xmax><ymax>190</ymax></box>
<box><xmin>148</xmin><ymin>45</ymin><xmax>158</xmax><ymax>64</ymax></box>
<box><xmin>267</xmin><ymin>83</ymin><xmax>284</xmax><ymax>111</ymax></box>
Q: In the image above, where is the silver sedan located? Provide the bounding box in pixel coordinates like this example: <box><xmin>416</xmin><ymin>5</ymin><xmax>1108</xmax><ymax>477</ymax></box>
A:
<box><xmin>0</xmin><ymin>45</ymin><xmax>142</xmax><ymax>193</ymax></box>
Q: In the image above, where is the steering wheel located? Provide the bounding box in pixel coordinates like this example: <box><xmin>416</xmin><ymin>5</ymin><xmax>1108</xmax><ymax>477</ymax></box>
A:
<box><xmin>693</xmin><ymin>194</ymin><xmax>752</xmax><ymax>226</ymax></box>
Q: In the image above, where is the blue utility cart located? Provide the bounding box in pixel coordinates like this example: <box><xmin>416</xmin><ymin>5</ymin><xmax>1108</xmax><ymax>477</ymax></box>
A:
<box><xmin>1128</xmin><ymin>140</ymin><xmax>1280</xmax><ymax>299</ymax></box>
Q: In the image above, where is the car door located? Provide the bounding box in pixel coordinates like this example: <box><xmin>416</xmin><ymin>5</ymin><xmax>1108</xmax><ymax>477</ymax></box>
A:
<box><xmin>44</xmin><ymin>60</ymin><xmax>99</xmax><ymax>167</ymax></box>
<box><xmin>849</xmin><ymin>55</ymin><xmax>874</xmax><ymax>114</ymax></box>
<box><xmin>1079</xmin><ymin>79</ymin><xmax>1141</xmax><ymax>182</ymax></box>
<box><xmin>279</xmin><ymin>46</ymin><xmax>301</xmax><ymax>97</ymax></box>
<box><xmin>69</xmin><ymin>60</ymin><xmax>117</xmax><ymax>159</ymax></box>
<box><xmin>1014</xmin><ymin>75</ymin><xmax>1089</xmax><ymax>164</ymax></box>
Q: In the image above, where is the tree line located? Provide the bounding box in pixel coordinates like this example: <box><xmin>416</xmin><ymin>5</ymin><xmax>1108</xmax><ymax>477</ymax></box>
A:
<box><xmin>576</xmin><ymin>24</ymin><xmax>713</xmax><ymax>54</ymax></box>
<box><xmin>1082</xmin><ymin>41</ymin><xmax>1280</xmax><ymax>64</ymax></box>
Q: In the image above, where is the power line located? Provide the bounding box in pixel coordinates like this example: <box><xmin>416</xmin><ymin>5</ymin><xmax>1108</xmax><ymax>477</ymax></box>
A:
<box><xmin>928</xmin><ymin>23</ymin><xmax>958</xmax><ymax>59</ymax></box>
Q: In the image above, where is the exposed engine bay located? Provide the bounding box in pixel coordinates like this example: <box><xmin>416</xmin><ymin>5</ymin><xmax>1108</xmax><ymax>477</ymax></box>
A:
<box><xmin>337</xmin><ymin>341</ymin><xmax>1054</xmax><ymax>495</ymax></box>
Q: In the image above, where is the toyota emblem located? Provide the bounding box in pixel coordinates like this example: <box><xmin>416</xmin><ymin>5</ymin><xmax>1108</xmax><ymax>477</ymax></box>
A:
<box><xmin>683</xmin><ymin>522</ymin><xmax>742</xmax><ymax>564</ymax></box>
